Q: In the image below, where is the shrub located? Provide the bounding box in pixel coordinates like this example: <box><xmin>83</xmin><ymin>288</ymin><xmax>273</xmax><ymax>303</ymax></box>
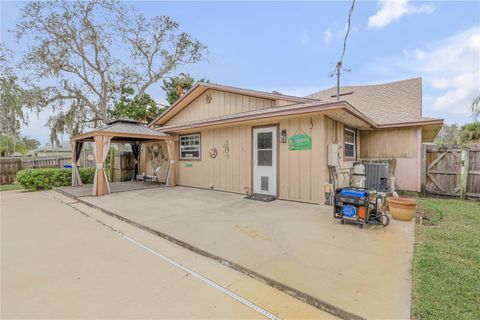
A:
<box><xmin>16</xmin><ymin>168</ymin><xmax>97</xmax><ymax>191</ymax></box>
<box><xmin>79</xmin><ymin>167</ymin><xmax>96</xmax><ymax>184</ymax></box>
<box><xmin>458</xmin><ymin>121</ymin><xmax>480</xmax><ymax>145</ymax></box>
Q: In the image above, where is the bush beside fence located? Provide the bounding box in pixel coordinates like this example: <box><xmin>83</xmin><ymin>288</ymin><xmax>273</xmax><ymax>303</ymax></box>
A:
<box><xmin>16</xmin><ymin>168</ymin><xmax>96</xmax><ymax>191</ymax></box>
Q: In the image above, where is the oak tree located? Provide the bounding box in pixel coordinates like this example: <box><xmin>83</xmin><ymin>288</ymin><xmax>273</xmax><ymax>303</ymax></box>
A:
<box><xmin>14</xmin><ymin>0</ymin><xmax>207</xmax><ymax>142</ymax></box>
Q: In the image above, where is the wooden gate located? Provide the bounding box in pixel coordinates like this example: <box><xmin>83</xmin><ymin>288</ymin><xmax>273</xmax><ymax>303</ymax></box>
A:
<box><xmin>422</xmin><ymin>144</ymin><xmax>480</xmax><ymax>199</ymax></box>
<box><xmin>465</xmin><ymin>145</ymin><xmax>480</xmax><ymax>198</ymax></box>
<box><xmin>110</xmin><ymin>152</ymin><xmax>134</xmax><ymax>182</ymax></box>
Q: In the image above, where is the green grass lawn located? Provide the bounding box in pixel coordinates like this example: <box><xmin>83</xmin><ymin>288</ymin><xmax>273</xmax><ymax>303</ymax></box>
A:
<box><xmin>0</xmin><ymin>184</ymin><xmax>25</xmax><ymax>192</ymax></box>
<box><xmin>412</xmin><ymin>197</ymin><xmax>480</xmax><ymax>320</ymax></box>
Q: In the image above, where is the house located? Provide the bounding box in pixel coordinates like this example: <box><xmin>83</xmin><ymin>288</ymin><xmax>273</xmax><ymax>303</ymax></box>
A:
<box><xmin>145</xmin><ymin>77</ymin><xmax>443</xmax><ymax>204</ymax></box>
<box><xmin>27</xmin><ymin>142</ymin><xmax>72</xmax><ymax>157</ymax></box>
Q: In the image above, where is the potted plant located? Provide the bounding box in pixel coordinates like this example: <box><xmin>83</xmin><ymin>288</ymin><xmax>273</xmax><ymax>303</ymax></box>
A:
<box><xmin>387</xmin><ymin>197</ymin><xmax>417</xmax><ymax>221</ymax></box>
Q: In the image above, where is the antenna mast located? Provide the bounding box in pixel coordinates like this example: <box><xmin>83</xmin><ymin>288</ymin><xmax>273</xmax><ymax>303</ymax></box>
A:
<box><xmin>331</xmin><ymin>0</ymin><xmax>356</xmax><ymax>101</ymax></box>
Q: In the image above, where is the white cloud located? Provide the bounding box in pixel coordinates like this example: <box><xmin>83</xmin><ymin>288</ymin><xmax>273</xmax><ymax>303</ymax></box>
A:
<box><xmin>432</xmin><ymin>73</ymin><xmax>478</xmax><ymax>112</ymax></box>
<box><xmin>323</xmin><ymin>28</ymin><xmax>332</xmax><ymax>43</ymax></box>
<box><xmin>399</xmin><ymin>27</ymin><xmax>480</xmax><ymax>116</ymax></box>
<box><xmin>469</xmin><ymin>33</ymin><xmax>480</xmax><ymax>49</ymax></box>
<box><xmin>323</xmin><ymin>23</ymin><xmax>359</xmax><ymax>44</ymax></box>
<box><xmin>298</xmin><ymin>29</ymin><xmax>310</xmax><ymax>46</ymax></box>
<box><xmin>414</xmin><ymin>49</ymin><xmax>426</xmax><ymax>60</ymax></box>
<box><xmin>403</xmin><ymin>48</ymin><xmax>426</xmax><ymax>60</ymax></box>
<box><xmin>430</xmin><ymin>78</ymin><xmax>449</xmax><ymax>90</ymax></box>
<box><xmin>368</xmin><ymin>0</ymin><xmax>435</xmax><ymax>29</ymax></box>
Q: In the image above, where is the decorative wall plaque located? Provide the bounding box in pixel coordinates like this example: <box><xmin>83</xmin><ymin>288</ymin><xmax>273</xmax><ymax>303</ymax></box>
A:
<box><xmin>209</xmin><ymin>147</ymin><xmax>218</xmax><ymax>158</ymax></box>
<box><xmin>206</xmin><ymin>93</ymin><xmax>212</xmax><ymax>104</ymax></box>
<box><xmin>223</xmin><ymin>140</ymin><xmax>230</xmax><ymax>159</ymax></box>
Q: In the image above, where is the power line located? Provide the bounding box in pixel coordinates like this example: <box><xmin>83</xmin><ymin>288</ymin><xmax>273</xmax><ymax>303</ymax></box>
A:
<box><xmin>339</xmin><ymin>0</ymin><xmax>355</xmax><ymax>67</ymax></box>
<box><xmin>330</xmin><ymin>0</ymin><xmax>356</xmax><ymax>101</ymax></box>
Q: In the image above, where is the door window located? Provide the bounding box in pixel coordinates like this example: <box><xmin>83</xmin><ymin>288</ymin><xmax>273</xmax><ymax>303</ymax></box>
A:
<box><xmin>257</xmin><ymin>132</ymin><xmax>273</xmax><ymax>166</ymax></box>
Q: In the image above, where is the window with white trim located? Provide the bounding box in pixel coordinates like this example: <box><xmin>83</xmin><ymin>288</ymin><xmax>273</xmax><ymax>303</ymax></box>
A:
<box><xmin>344</xmin><ymin>128</ymin><xmax>356</xmax><ymax>158</ymax></box>
<box><xmin>179</xmin><ymin>134</ymin><xmax>201</xmax><ymax>160</ymax></box>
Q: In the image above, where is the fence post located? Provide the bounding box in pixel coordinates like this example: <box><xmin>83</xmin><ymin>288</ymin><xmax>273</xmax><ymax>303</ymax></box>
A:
<box><xmin>420</xmin><ymin>144</ymin><xmax>427</xmax><ymax>196</ymax></box>
<box><xmin>460</xmin><ymin>147</ymin><xmax>470</xmax><ymax>200</ymax></box>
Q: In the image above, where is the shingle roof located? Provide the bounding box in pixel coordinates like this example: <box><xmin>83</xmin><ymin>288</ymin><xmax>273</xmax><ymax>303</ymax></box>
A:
<box><xmin>307</xmin><ymin>77</ymin><xmax>441</xmax><ymax>125</ymax></box>
<box><xmin>106</xmin><ymin>117</ymin><xmax>140</xmax><ymax>125</ymax></box>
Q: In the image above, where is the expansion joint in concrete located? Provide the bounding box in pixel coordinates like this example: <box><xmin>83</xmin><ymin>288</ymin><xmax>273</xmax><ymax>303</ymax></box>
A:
<box><xmin>54</xmin><ymin>189</ymin><xmax>366</xmax><ymax>320</ymax></box>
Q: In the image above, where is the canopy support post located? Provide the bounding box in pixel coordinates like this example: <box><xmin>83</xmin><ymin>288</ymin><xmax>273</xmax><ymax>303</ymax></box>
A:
<box><xmin>70</xmin><ymin>140</ymin><xmax>84</xmax><ymax>187</ymax></box>
<box><xmin>165</xmin><ymin>139</ymin><xmax>176</xmax><ymax>187</ymax></box>
<box><xmin>92</xmin><ymin>135</ymin><xmax>112</xmax><ymax>196</ymax></box>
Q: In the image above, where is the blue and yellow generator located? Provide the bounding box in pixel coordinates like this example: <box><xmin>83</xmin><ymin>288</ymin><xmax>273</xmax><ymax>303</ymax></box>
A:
<box><xmin>333</xmin><ymin>187</ymin><xmax>389</xmax><ymax>228</ymax></box>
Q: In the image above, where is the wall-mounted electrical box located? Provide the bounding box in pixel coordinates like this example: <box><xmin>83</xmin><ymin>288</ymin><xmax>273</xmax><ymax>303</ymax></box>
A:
<box><xmin>327</xmin><ymin>144</ymin><xmax>338</xmax><ymax>166</ymax></box>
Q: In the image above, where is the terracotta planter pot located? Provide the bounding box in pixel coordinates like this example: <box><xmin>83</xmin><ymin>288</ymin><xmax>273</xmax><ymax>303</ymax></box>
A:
<box><xmin>387</xmin><ymin>197</ymin><xmax>416</xmax><ymax>221</ymax></box>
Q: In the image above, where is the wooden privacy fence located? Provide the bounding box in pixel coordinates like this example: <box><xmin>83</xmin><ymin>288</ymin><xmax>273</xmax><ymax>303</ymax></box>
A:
<box><xmin>0</xmin><ymin>158</ymin><xmax>22</xmax><ymax>184</ymax></box>
<box><xmin>0</xmin><ymin>150</ymin><xmax>133</xmax><ymax>184</ymax></box>
<box><xmin>21</xmin><ymin>155</ymin><xmax>71</xmax><ymax>169</ymax></box>
<box><xmin>421</xmin><ymin>144</ymin><xmax>480</xmax><ymax>199</ymax></box>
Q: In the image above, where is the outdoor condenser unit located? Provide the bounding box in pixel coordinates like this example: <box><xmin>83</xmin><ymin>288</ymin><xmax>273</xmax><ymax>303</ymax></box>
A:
<box><xmin>353</xmin><ymin>162</ymin><xmax>390</xmax><ymax>191</ymax></box>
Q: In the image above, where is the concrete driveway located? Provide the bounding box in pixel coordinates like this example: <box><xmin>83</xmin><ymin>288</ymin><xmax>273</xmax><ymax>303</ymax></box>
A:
<box><xmin>1</xmin><ymin>190</ymin><xmax>332</xmax><ymax>319</ymax></box>
<box><xmin>77</xmin><ymin>186</ymin><xmax>415</xmax><ymax>320</ymax></box>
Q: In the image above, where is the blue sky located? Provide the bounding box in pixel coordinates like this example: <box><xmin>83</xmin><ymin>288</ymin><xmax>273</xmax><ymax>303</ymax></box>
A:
<box><xmin>1</xmin><ymin>1</ymin><xmax>479</xmax><ymax>144</ymax></box>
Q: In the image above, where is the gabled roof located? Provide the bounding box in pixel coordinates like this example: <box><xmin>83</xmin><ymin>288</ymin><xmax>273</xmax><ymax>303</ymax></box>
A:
<box><xmin>158</xmin><ymin>100</ymin><xmax>377</xmax><ymax>132</ymax></box>
<box><xmin>71</xmin><ymin>118</ymin><xmax>173</xmax><ymax>141</ymax></box>
<box><xmin>149</xmin><ymin>82</ymin><xmax>316</xmax><ymax>126</ymax></box>
<box><xmin>307</xmin><ymin>77</ymin><xmax>442</xmax><ymax>126</ymax></box>
<box><xmin>149</xmin><ymin>77</ymin><xmax>443</xmax><ymax>137</ymax></box>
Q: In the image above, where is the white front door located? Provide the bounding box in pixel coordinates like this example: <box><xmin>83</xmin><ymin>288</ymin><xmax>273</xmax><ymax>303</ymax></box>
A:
<box><xmin>253</xmin><ymin>126</ymin><xmax>277</xmax><ymax>196</ymax></box>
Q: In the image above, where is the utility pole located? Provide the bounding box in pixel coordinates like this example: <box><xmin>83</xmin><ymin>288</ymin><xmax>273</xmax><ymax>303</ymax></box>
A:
<box><xmin>336</xmin><ymin>62</ymin><xmax>341</xmax><ymax>101</ymax></box>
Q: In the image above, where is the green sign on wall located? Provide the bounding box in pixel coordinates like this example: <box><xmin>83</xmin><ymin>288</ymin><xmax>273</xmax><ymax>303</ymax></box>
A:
<box><xmin>184</xmin><ymin>162</ymin><xmax>193</xmax><ymax>167</ymax></box>
<box><xmin>288</xmin><ymin>134</ymin><xmax>311</xmax><ymax>150</ymax></box>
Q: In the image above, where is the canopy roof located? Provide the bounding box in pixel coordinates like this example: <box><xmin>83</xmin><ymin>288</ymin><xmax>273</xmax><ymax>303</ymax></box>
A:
<box><xmin>71</xmin><ymin>118</ymin><xmax>173</xmax><ymax>142</ymax></box>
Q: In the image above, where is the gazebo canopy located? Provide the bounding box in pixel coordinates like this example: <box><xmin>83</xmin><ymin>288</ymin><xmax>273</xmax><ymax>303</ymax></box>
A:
<box><xmin>71</xmin><ymin>118</ymin><xmax>174</xmax><ymax>142</ymax></box>
<box><xmin>70</xmin><ymin>118</ymin><xmax>176</xmax><ymax>196</ymax></box>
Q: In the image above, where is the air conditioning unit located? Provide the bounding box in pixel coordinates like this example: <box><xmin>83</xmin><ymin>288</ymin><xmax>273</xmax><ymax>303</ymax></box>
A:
<box><xmin>353</xmin><ymin>162</ymin><xmax>389</xmax><ymax>191</ymax></box>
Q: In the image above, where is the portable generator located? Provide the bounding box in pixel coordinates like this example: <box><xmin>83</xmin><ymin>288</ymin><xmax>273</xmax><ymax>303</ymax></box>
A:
<box><xmin>333</xmin><ymin>187</ymin><xmax>389</xmax><ymax>228</ymax></box>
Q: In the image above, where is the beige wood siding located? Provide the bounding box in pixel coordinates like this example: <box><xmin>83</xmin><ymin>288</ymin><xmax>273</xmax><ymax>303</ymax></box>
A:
<box><xmin>168</xmin><ymin>117</ymin><xmax>422</xmax><ymax>198</ymax></box>
<box><xmin>359</xmin><ymin>127</ymin><xmax>418</xmax><ymax>158</ymax></box>
<box><xmin>278</xmin><ymin>115</ymin><xmax>325</xmax><ymax>203</ymax></box>
<box><xmin>324</xmin><ymin>117</ymin><xmax>355</xmax><ymax>188</ymax></box>
<box><xmin>165</xmin><ymin>89</ymin><xmax>276</xmax><ymax>126</ymax></box>
<box><xmin>176</xmin><ymin>124</ymin><xmax>252</xmax><ymax>194</ymax></box>
<box><xmin>359</xmin><ymin>127</ymin><xmax>422</xmax><ymax>191</ymax></box>
<box><xmin>172</xmin><ymin>115</ymin><xmax>327</xmax><ymax>204</ymax></box>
